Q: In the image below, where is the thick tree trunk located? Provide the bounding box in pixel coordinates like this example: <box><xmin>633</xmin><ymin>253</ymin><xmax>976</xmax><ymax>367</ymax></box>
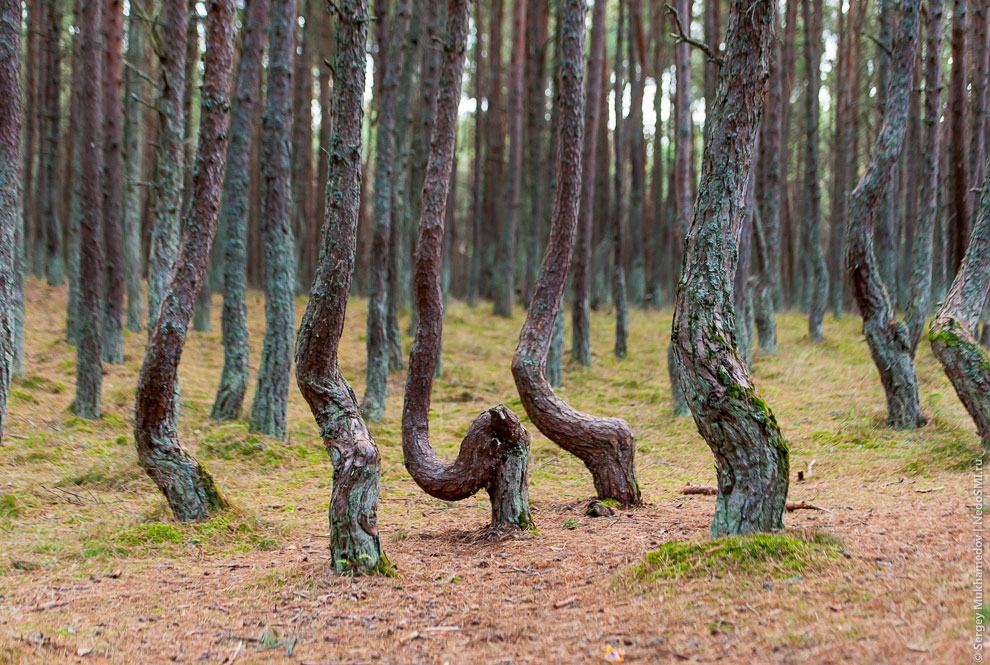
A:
<box><xmin>845</xmin><ymin>0</ymin><xmax>926</xmax><ymax>429</ymax></box>
<box><xmin>363</xmin><ymin>0</ymin><xmax>412</xmax><ymax>422</ymax></box>
<box><xmin>135</xmin><ymin>0</ymin><xmax>235</xmax><ymax>522</ymax></box>
<box><xmin>72</xmin><ymin>0</ymin><xmax>105</xmax><ymax>420</ymax></box>
<box><xmin>122</xmin><ymin>1</ymin><xmax>148</xmax><ymax>333</ymax></box>
<box><xmin>904</xmin><ymin>0</ymin><xmax>945</xmax><ymax>352</ymax></box>
<box><xmin>0</xmin><ymin>0</ymin><xmax>20</xmax><ymax>443</ymax></box>
<box><xmin>513</xmin><ymin>0</ymin><xmax>640</xmax><ymax>508</ymax></box>
<box><xmin>40</xmin><ymin>0</ymin><xmax>63</xmax><ymax>287</ymax></box>
<box><xmin>296</xmin><ymin>0</ymin><xmax>387</xmax><ymax>575</ymax></box>
<box><xmin>211</xmin><ymin>0</ymin><xmax>271</xmax><ymax>421</ymax></box>
<box><xmin>403</xmin><ymin>0</ymin><xmax>533</xmax><ymax>534</ymax></box>
<box><xmin>802</xmin><ymin>0</ymin><xmax>827</xmax><ymax>342</ymax></box>
<box><xmin>570</xmin><ymin>0</ymin><xmax>607</xmax><ymax>368</ymax></box>
<box><xmin>670</xmin><ymin>0</ymin><xmax>788</xmax><ymax>536</ymax></box>
<box><xmin>250</xmin><ymin>0</ymin><xmax>298</xmax><ymax>441</ymax></box>
<box><xmin>492</xmin><ymin>0</ymin><xmax>526</xmax><ymax>318</ymax></box>
<box><xmin>101</xmin><ymin>0</ymin><xmax>125</xmax><ymax>364</ymax></box>
<box><xmin>874</xmin><ymin>0</ymin><xmax>900</xmax><ymax>300</ymax></box>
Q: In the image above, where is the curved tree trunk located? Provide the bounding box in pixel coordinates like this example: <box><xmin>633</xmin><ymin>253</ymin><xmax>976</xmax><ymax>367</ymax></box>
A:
<box><xmin>404</xmin><ymin>0</ymin><xmax>534</xmax><ymax>534</ymax></box>
<box><xmin>211</xmin><ymin>0</ymin><xmax>271</xmax><ymax>421</ymax></box>
<box><xmin>72</xmin><ymin>0</ymin><xmax>105</xmax><ymax>420</ymax></box>
<box><xmin>101</xmin><ymin>0</ymin><xmax>125</xmax><ymax>364</ymax></box>
<box><xmin>296</xmin><ymin>0</ymin><xmax>386</xmax><ymax>575</ymax></box>
<box><xmin>670</xmin><ymin>0</ymin><xmax>789</xmax><ymax>536</ymax></box>
<box><xmin>570</xmin><ymin>0</ymin><xmax>607</xmax><ymax>368</ymax></box>
<box><xmin>250</xmin><ymin>0</ymin><xmax>298</xmax><ymax>440</ymax></box>
<box><xmin>134</xmin><ymin>0</ymin><xmax>235</xmax><ymax>522</ymax></box>
<box><xmin>0</xmin><ymin>0</ymin><xmax>20</xmax><ymax>443</ymax></box>
<box><xmin>845</xmin><ymin>0</ymin><xmax>925</xmax><ymax>429</ymax></box>
<box><xmin>122</xmin><ymin>1</ymin><xmax>148</xmax><ymax>333</ymax></box>
<box><xmin>513</xmin><ymin>0</ymin><xmax>640</xmax><ymax>508</ymax></box>
<box><xmin>904</xmin><ymin>0</ymin><xmax>945</xmax><ymax>352</ymax></box>
<box><xmin>802</xmin><ymin>0</ymin><xmax>827</xmax><ymax>342</ymax></box>
<box><xmin>363</xmin><ymin>0</ymin><xmax>412</xmax><ymax>422</ymax></box>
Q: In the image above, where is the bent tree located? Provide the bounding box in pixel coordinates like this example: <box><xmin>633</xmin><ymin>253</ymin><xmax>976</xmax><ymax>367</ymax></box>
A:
<box><xmin>930</xmin><ymin>159</ymin><xmax>990</xmax><ymax>448</ymax></box>
<box><xmin>669</xmin><ymin>0</ymin><xmax>788</xmax><ymax>536</ymax></box>
<box><xmin>296</xmin><ymin>0</ymin><xmax>386</xmax><ymax>574</ymax></box>
<box><xmin>844</xmin><ymin>0</ymin><xmax>925</xmax><ymax>429</ymax></box>
<box><xmin>211</xmin><ymin>0</ymin><xmax>271</xmax><ymax>421</ymax></box>
<box><xmin>134</xmin><ymin>0</ymin><xmax>235</xmax><ymax>522</ymax></box>
<box><xmin>0</xmin><ymin>0</ymin><xmax>19</xmax><ymax>444</ymax></box>
<box><xmin>512</xmin><ymin>0</ymin><xmax>640</xmax><ymax>508</ymax></box>
<box><xmin>403</xmin><ymin>0</ymin><xmax>533</xmax><ymax>534</ymax></box>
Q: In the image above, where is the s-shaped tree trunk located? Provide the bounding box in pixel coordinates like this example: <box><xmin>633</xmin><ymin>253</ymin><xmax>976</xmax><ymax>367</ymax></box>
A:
<box><xmin>845</xmin><ymin>0</ymin><xmax>926</xmax><ymax>429</ymax></box>
<box><xmin>670</xmin><ymin>0</ymin><xmax>789</xmax><ymax>536</ymax></box>
<box><xmin>296</xmin><ymin>0</ymin><xmax>387</xmax><ymax>574</ymax></box>
<box><xmin>211</xmin><ymin>0</ymin><xmax>271</xmax><ymax>421</ymax></box>
<box><xmin>134</xmin><ymin>0</ymin><xmax>235</xmax><ymax>522</ymax></box>
<box><xmin>403</xmin><ymin>0</ymin><xmax>534</xmax><ymax>535</ymax></box>
<box><xmin>0</xmin><ymin>0</ymin><xmax>20</xmax><ymax>444</ymax></box>
<box><xmin>512</xmin><ymin>0</ymin><xmax>640</xmax><ymax>508</ymax></box>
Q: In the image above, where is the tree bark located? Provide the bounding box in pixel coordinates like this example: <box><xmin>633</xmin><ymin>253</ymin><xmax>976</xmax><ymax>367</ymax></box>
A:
<box><xmin>627</xmin><ymin>0</ymin><xmax>647</xmax><ymax>307</ymax></box>
<box><xmin>40</xmin><ymin>0</ymin><xmax>63</xmax><ymax>287</ymax></box>
<box><xmin>249</xmin><ymin>0</ymin><xmax>299</xmax><ymax>441</ymax></box>
<box><xmin>845</xmin><ymin>0</ymin><xmax>926</xmax><ymax>429</ymax></box>
<box><xmin>296</xmin><ymin>0</ymin><xmax>387</xmax><ymax>574</ymax></box>
<box><xmin>570</xmin><ymin>0</ymin><xmax>607</xmax><ymax>368</ymax></box>
<box><xmin>949</xmin><ymin>0</ymin><xmax>969</xmax><ymax>273</ymax></box>
<box><xmin>135</xmin><ymin>0</ymin><xmax>235</xmax><ymax>522</ymax></box>
<box><xmin>101</xmin><ymin>0</ymin><xmax>125</xmax><ymax>364</ymax></box>
<box><xmin>802</xmin><ymin>0</ymin><xmax>827</xmax><ymax>342</ymax></box>
<box><xmin>291</xmin><ymin>0</ymin><xmax>315</xmax><ymax>294</ymax></box>
<box><xmin>612</xmin><ymin>0</ymin><xmax>629</xmax><ymax>359</ymax></box>
<box><xmin>467</xmin><ymin>0</ymin><xmax>484</xmax><ymax>307</ymax></box>
<box><xmin>513</xmin><ymin>0</ymin><xmax>640</xmax><ymax>508</ymax></box>
<box><xmin>211</xmin><ymin>0</ymin><xmax>271</xmax><ymax>421</ymax></box>
<box><xmin>403</xmin><ymin>0</ymin><xmax>534</xmax><ymax>534</ymax></box>
<box><xmin>0</xmin><ymin>0</ymin><xmax>20</xmax><ymax>443</ymax></box>
<box><xmin>670</xmin><ymin>0</ymin><xmax>789</xmax><ymax>536</ymax></box>
<box><xmin>122</xmin><ymin>0</ymin><xmax>148</xmax><ymax>333</ymax></box>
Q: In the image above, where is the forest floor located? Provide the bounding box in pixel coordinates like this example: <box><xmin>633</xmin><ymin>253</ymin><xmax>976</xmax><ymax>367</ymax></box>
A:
<box><xmin>0</xmin><ymin>279</ymin><xmax>982</xmax><ymax>664</ymax></box>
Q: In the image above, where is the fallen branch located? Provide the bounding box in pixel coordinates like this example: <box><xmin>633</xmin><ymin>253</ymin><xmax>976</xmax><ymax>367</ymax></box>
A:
<box><xmin>680</xmin><ymin>484</ymin><xmax>830</xmax><ymax>512</ymax></box>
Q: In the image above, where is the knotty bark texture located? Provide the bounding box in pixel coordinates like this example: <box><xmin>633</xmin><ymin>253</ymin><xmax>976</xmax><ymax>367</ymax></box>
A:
<box><xmin>402</xmin><ymin>0</ymin><xmax>533</xmax><ymax>534</ymax></box>
<box><xmin>250</xmin><ymin>0</ymin><xmax>298</xmax><ymax>440</ymax></box>
<box><xmin>845</xmin><ymin>0</ymin><xmax>925</xmax><ymax>429</ymax></box>
<box><xmin>0</xmin><ymin>0</ymin><xmax>19</xmax><ymax>443</ymax></box>
<box><xmin>670</xmin><ymin>0</ymin><xmax>789</xmax><ymax>536</ymax></box>
<box><xmin>513</xmin><ymin>0</ymin><xmax>640</xmax><ymax>508</ymax></box>
<box><xmin>134</xmin><ymin>0</ymin><xmax>235</xmax><ymax>522</ymax></box>
<box><xmin>295</xmin><ymin>0</ymin><xmax>387</xmax><ymax>574</ymax></box>
<box><xmin>211</xmin><ymin>0</ymin><xmax>271</xmax><ymax>421</ymax></box>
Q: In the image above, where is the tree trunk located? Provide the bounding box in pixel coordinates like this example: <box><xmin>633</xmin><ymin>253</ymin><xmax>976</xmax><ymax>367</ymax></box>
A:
<box><xmin>72</xmin><ymin>0</ymin><xmax>105</xmax><ymax>420</ymax></box>
<box><xmin>135</xmin><ymin>0</ymin><xmax>235</xmax><ymax>522</ymax></box>
<box><xmin>949</xmin><ymin>0</ymin><xmax>969</xmax><ymax>274</ymax></box>
<box><xmin>521</xmin><ymin>0</ymin><xmax>548</xmax><ymax>304</ymax></box>
<box><xmin>211</xmin><ymin>0</ymin><xmax>271</xmax><ymax>421</ymax></box>
<box><xmin>21</xmin><ymin>0</ymin><xmax>38</xmax><ymax>286</ymax></box>
<box><xmin>40</xmin><ymin>0</ymin><xmax>63</xmax><ymax>287</ymax></box>
<box><xmin>778</xmin><ymin>0</ymin><xmax>797</xmax><ymax>307</ymax></box>
<box><xmin>612</xmin><ymin>0</ymin><xmax>629</xmax><ymax>359</ymax></box>
<box><xmin>250</xmin><ymin>0</ymin><xmax>298</xmax><ymax>441</ymax></box>
<box><xmin>626</xmin><ymin>0</ymin><xmax>647</xmax><ymax>307</ymax></box>
<box><xmin>122</xmin><ymin>0</ymin><xmax>148</xmax><ymax>333</ymax></box>
<box><xmin>904</xmin><ymin>0</ymin><xmax>945</xmax><ymax>352</ymax></box>
<box><xmin>467</xmin><ymin>0</ymin><xmax>484</xmax><ymax>307</ymax></box>
<box><xmin>0</xmin><ymin>0</ymin><xmax>21</xmax><ymax>443</ymax></box>
<box><xmin>64</xmin><ymin>0</ymin><xmax>81</xmax><ymax>348</ymax></box>
<box><xmin>492</xmin><ymin>0</ymin><xmax>526</xmax><ymax>317</ymax></box>
<box><xmin>363</xmin><ymin>0</ymin><xmax>412</xmax><ymax>422</ymax></box>
<box><xmin>670</xmin><ymin>0</ymin><xmax>789</xmax><ymax>537</ymax></box>
<box><xmin>570</xmin><ymin>0</ymin><xmax>607</xmax><ymax>368</ymax></box>
<box><xmin>873</xmin><ymin>0</ymin><xmax>900</xmax><ymax>300</ymax></box>
<box><xmin>480</xmin><ymin>0</ymin><xmax>505</xmax><ymax>302</ymax></box>
<box><xmin>403</xmin><ymin>0</ymin><xmax>533</xmax><ymax>534</ymax></box>
<box><xmin>802</xmin><ymin>0</ymin><xmax>827</xmax><ymax>342</ymax></box>
<box><xmin>295</xmin><ymin>0</ymin><xmax>387</xmax><ymax>575</ymax></box>
<box><xmin>101</xmin><ymin>0</ymin><xmax>125</xmax><ymax>364</ymax></box>
<box><xmin>845</xmin><ymin>0</ymin><xmax>926</xmax><ymax>429</ymax></box>
<box><xmin>291</xmin><ymin>0</ymin><xmax>315</xmax><ymax>294</ymax></box>
<box><xmin>513</xmin><ymin>0</ymin><xmax>640</xmax><ymax>508</ymax></box>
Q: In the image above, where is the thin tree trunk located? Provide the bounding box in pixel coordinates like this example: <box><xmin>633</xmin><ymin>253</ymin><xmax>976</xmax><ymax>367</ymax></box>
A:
<box><xmin>101</xmin><ymin>0</ymin><xmax>125</xmax><ymax>364</ymax></box>
<box><xmin>671</xmin><ymin>0</ymin><xmax>788</xmax><ymax>536</ymax></box>
<box><xmin>64</xmin><ymin>0</ymin><xmax>81</xmax><ymax>348</ymax></box>
<box><xmin>122</xmin><ymin>0</ymin><xmax>148</xmax><ymax>333</ymax></box>
<box><xmin>467</xmin><ymin>0</ymin><xmax>484</xmax><ymax>307</ymax></box>
<box><xmin>874</xmin><ymin>0</ymin><xmax>900</xmax><ymax>299</ymax></box>
<box><xmin>211</xmin><ymin>0</ymin><xmax>271</xmax><ymax>421</ymax></box>
<box><xmin>949</xmin><ymin>0</ymin><xmax>969</xmax><ymax>274</ymax></box>
<box><xmin>291</xmin><ymin>0</ymin><xmax>314</xmax><ymax>294</ymax></box>
<box><xmin>779</xmin><ymin>0</ymin><xmax>797</xmax><ymax>306</ymax></box>
<box><xmin>250</xmin><ymin>0</ymin><xmax>298</xmax><ymax>441</ymax></box>
<box><xmin>845</xmin><ymin>0</ymin><xmax>925</xmax><ymax>429</ymax></box>
<box><xmin>134</xmin><ymin>0</ymin><xmax>234</xmax><ymax>521</ymax></box>
<box><xmin>627</xmin><ymin>0</ymin><xmax>647</xmax><ymax>307</ymax></box>
<box><xmin>802</xmin><ymin>0</ymin><xmax>827</xmax><ymax>341</ymax></box>
<box><xmin>21</xmin><ymin>0</ymin><xmax>38</xmax><ymax>284</ymax></box>
<box><xmin>513</xmin><ymin>0</ymin><xmax>641</xmax><ymax>508</ymax></box>
<box><xmin>612</xmin><ymin>0</ymin><xmax>629</xmax><ymax>359</ymax></box>
<box><xmin>0</xmin><ymin>0</ymin><xmax>21</xmax><ymax>442</ymax></box>
<box><xmin>72</xmin><ymin>0</ymin><xmax>105</xmax><ymax>420</ymax></box>
<box><xmin>295</xmin><ymin>0</ymin><xmax>387</xmax><ymax>575</ymax></box>
<box><xmin>41</xmin><ymin>0</ymin><xmax>63</xmax><ymax>287</ymax></box>
<box><xmin>570</xmin><ymin>0</ymin><xmax>606</xmax><ymax>367</ymax></box>
<box><xmin>403</xmin><ymin>0</ymin><xmax>533</xmax><ymax>534</ymax></box>
<box><xmin>480</xmin><ymin>0</ymin><xmax>504</xmax><ymax>302</ymax></box>
<box><xmin>521</xmin><ymin>0</ymin><xmax>548</xmax><ymax>304</ymax></box>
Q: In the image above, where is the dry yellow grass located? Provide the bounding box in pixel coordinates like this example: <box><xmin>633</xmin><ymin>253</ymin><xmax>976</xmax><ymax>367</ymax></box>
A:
<box><xmin>0</xmin><ymin>278</ymin><xmax>982</xmax><ymax>664</ymax></box>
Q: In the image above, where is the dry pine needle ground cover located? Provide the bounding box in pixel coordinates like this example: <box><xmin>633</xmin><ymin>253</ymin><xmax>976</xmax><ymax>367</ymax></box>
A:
<box><xmin>0</xmin><ymin>279</ymin><xmax>982</xmax><ymax>664</ymax></box>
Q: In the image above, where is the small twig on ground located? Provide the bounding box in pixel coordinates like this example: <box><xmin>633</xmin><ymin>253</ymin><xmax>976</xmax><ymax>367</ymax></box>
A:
<box><xmin>915</xmin><ymin>485</ymin><xmax>944</xmax><ymax>493</ymax></box>
<box><xmin>679</xmin><ymin>484</ymin><xmax>829</xmax><ymax>512</ymax></box>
